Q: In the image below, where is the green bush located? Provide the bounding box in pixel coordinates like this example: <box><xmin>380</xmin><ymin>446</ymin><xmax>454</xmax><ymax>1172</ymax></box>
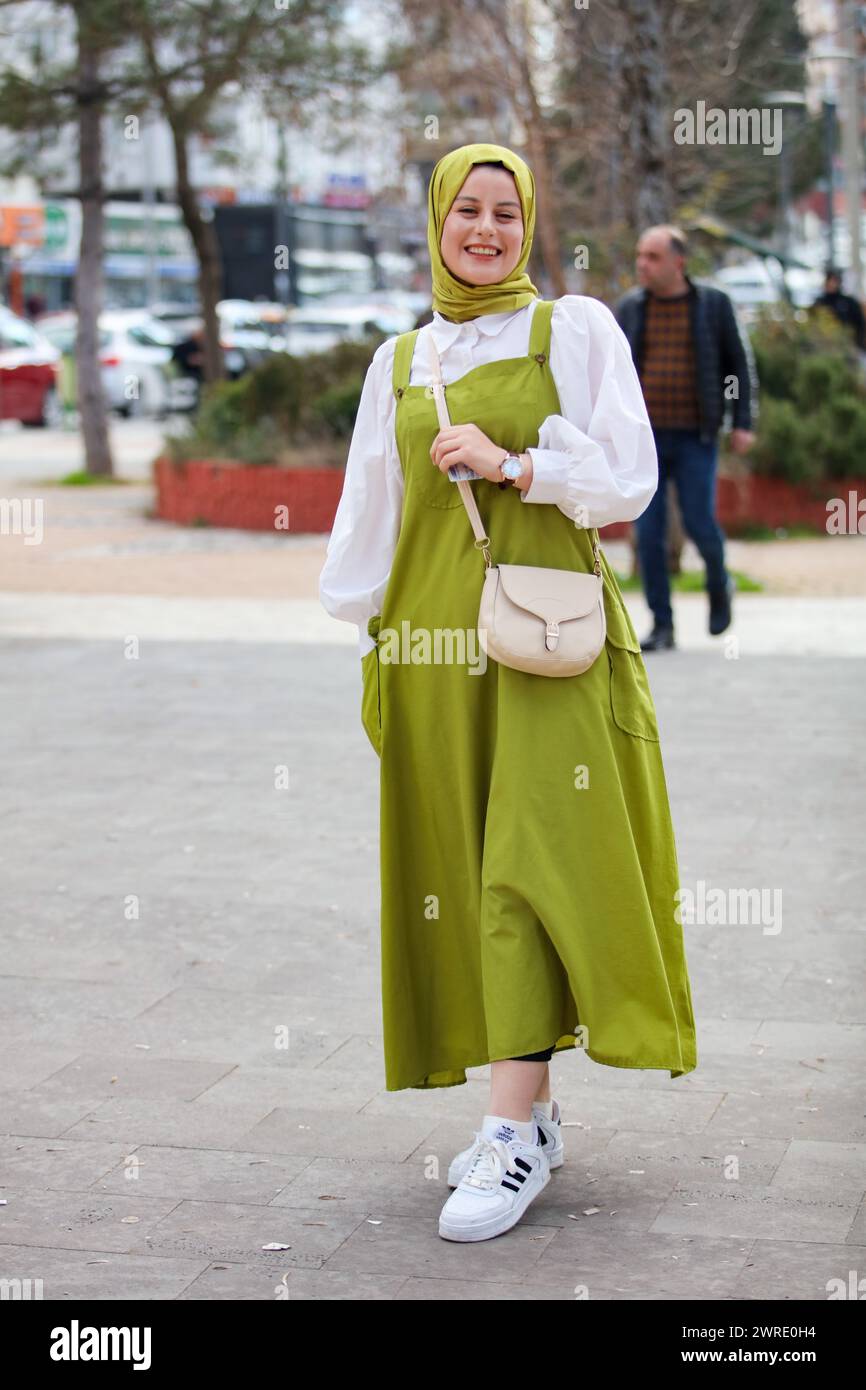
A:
<box><xmin>165</xmin><ymin>333</ymin><xmax>386</xmax><ymax>466</ymax></box>
<box><xmin>749</xmin><ymin>303</ymin><xmax>866</xmax><ymax>482</ymax></box>
<box><xmin>311</xmin><ymin>381</ymin><xmax>364</xmax><ymax>437</ymax></box>
<box><xmin>748</xmin><ymin>397</ymin><xmax>812</xmax><ymax>482</ymax></box>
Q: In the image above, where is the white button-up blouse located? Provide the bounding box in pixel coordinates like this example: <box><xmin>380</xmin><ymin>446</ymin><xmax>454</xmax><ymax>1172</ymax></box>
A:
<box><xmin>318</xmin><ymin>293</ymin><xmax>658</xmax><ymax>657</ymax></box>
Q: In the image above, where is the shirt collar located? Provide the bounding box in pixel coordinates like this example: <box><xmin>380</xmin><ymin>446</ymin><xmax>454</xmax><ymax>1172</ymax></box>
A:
<box><xmin>429</xmin><ymin>304</ymin><xmax>526</xmax><ymax>350</ymax></box>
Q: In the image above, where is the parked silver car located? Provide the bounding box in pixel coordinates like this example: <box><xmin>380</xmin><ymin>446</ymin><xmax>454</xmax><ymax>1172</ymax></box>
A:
<box><xmin>37</xmin><ymin>309</ymin><xmax>196</xmax><ymax>416</ymax></box>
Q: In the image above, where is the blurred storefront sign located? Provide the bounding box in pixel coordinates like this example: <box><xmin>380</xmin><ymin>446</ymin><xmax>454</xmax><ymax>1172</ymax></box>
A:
<box><xmin>0</xmin><ymin>205</ymin><xmax>45</xmax><ymax>248</ymax></box>
<box><xmin>16</xmin><ymin>200</ymin><xmax>197</xmax><ymax>308</ymax></box>
<box><xmin>322</xmin><ymin>173</ymin><xmax>369</xmax><ymax>208</ymax></box>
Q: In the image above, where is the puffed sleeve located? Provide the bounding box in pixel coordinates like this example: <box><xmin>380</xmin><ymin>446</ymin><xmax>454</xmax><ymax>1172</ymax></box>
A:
<box><xmin>521</xmin><ymin>294</ymin><xmax>658</xmax><ymax>528</ymax></box>
<box><xmin>318</xmin><ymin>337</ymin><xmax>403</xmax><ymax>658</ymax></box>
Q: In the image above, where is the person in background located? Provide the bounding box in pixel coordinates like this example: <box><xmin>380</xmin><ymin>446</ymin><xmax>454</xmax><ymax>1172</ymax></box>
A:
<box><xmin>812</xmin><ymin>268</ymin><xmax>866</xmax><ymax>351</ymax></box>
<box><xmin>170</xmin><ymin>324</ymin><xmax>205</xmax><ymax>383</ymax></box>
<box><xmin>614</xmin><ymin>226</ymin><xmax>757</xmax><ymax>651</ymax></box>
<box><xmin>24</xmin><ymin>293</ymin><xmax>47</xmax><ymax>322</ymax></box>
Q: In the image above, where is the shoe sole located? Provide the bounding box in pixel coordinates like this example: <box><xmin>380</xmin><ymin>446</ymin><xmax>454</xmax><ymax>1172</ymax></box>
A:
<box><xmin>438</xmin><ymin>1162</ymin><xmax>550</xmax><ymax>1242</ymax></box>
<box><xmin>447</xmin><ymin>1145</ymin><xmax>563</xmax><ymax>1188</ymax></box>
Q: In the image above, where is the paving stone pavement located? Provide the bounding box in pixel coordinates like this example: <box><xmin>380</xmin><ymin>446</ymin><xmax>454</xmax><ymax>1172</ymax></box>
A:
<box><xmin>1</xmin><ymin>625</ymin><xmax>864</xmax><ymax>1303</ymax></box>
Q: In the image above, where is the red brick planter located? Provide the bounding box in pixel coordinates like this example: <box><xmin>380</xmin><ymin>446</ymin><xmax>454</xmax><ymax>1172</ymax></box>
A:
<box><xmin>154</xmin><ymin>455</ymin><xmax>346</xmax><ymax>533</ymax></box>
<box><xmin>599</xmin><ymin>474</ymin><xmax>866</xmax><ymax>541</ymax></box>
<box><xmin>714</xmin><ymin>475</ymin><xmax>865</xmax><ymax>535</ymax></box>
<box><xmin>155</xmin><ymin>454</ymin><xmax>865</xmax><ymax>539</ymax></box>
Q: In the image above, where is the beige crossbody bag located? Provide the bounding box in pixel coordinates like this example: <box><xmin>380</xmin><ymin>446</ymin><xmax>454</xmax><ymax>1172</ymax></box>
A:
<box><xmin>427</xmin><ymin>332</ymin><xmax>606</xmax><ymax>677</ymax></box>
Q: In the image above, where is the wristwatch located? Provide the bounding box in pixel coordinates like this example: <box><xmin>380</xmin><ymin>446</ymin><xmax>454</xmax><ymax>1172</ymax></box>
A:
<box><xmin>498</xmin><ymin>452</ymin><xmax>525</xmax><ymax>488</ymax></box>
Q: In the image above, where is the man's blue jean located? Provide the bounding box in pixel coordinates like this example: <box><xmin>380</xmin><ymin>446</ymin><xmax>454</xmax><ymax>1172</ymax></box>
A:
<box><xmin>634</xmin><ymin>428</ymin><xmax>729</xmax><ymax>629</ymax></box>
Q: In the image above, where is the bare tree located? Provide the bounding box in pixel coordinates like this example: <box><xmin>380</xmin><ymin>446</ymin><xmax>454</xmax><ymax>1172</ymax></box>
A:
<box><xmin>0</xmin><ymin>0</ymin><xmax>131</xmax><ymax>476</ymax></box>
<box><xmin>124</xmin><ymin>0</ymin><xmax>378</xmax><ymax>385</ymax></box>
<box><xmin>74</xmin><ymin>7</ymin><xmax>113</xmax><ymax>475</ymax></box>
<box><xmin>386</xmin><ymin>0</ymin><xmax>568</xmax><ymax>294</ymax></box>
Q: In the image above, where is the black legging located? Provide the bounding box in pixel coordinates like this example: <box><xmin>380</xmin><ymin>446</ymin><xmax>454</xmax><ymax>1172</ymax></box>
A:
<box><xmin>509</xmin><ymin>1045</ymin><xmax>554</xmax><ymax>1061</ymax></box>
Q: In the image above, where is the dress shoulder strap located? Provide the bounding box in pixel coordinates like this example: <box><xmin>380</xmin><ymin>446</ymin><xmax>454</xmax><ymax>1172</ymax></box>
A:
<box><xmin>391</xmin><ymin>328</ymin><xmax>420</xmax><ymax>400</ymax></box>
<box><xmin>527</xmin><ymin>298</ymin><xmax>554</xmax><ymax>361</ymax></box>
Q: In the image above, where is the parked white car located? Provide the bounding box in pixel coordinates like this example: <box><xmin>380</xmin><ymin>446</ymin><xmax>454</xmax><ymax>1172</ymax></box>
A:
<box><xmin>37</xmin><ymin>309</ymin><xmax>196</xmax><ymax>416</ymax></box>
<box><xmin>710</xmin><ymin>260</ymin><xmax>825</xmax><ymax>322</ymax></box>
<box><xmin>282</xmin><ymin>300</ymin><xmax>417</xmax><ymax>355</ymax></box>
<box><xmin>214</xmin><ymin>300</ymin><xmax>281</xmax><ymax>373</ymax></box>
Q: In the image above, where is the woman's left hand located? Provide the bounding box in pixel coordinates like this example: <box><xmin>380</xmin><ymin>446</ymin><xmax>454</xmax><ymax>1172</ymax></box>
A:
<box><xmin>430</xmin><ymin>424</ymin><xmax>505</xmax><ymax>482</ymax></box>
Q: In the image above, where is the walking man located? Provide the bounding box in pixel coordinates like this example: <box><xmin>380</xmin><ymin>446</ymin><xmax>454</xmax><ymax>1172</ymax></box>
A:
<box><xmin>614</xmin><ymin>226</ymin><xmax>757</xmax><ymax>650</ymax></box>
<box><xmin>812</xmin><ymin>267</ymin><xmax>866</xmax><ymax>351</ymax></box>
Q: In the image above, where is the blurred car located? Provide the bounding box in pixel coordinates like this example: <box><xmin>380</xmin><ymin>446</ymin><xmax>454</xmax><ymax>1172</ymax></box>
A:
<box><xmin>0</xmin><ymin>305</ymin><xmax>62</xmax><ymax>427</ymax></box>
<box><xmin>709</xmin><ymin>261</ymin><xmax>781</xmax><ymax>324</ymax></box>
<box><xmin>102</xmin><ymin>311</ymin><xmax>199</xmax><ymax>414</ymax></box>
<box><xmin>151</xmin><ymin>300</ymin><xmax>282</xmax><ymax>377</ymax></box>
<box><xmin>292</xmin><ymin>249</ymin><xmax>376</xmax><ymax>302</ymax></box>
<box><xmin>282</xmin><ymin>300</ymin><xmax>417</xmax><ymax>355</ymax></box>
<box><xmin>709</xmin><ymin>259</ymin><xmax>824</xmax><ymax>323</ymax></box>
<box><xmin>154</xmin><ymin>294</ymin><xmax>416</xmax><ymax>368</ymax></box>
<box><xmin>148</xmin><ymin>299</ymin><xmax>200</xmax><ymax>324</ymax></box>
<box><xmin>242</xmin><ymin>300</ymin><xmax>291</xmax><ymax>348</ymax></box>
<box><xmin>36</xmin><ymin>309</ymin><xmax>197</xmax><ymax>416</ymax></box>
<box><xmin>216</xmin><ymin>300</ymin><xmax>283</xmax><ymax>372</ymax></box>
<box><xmin>785</xmin><ymin>265</ymin><xmax>827</xmax><ymax>309</ymax></box>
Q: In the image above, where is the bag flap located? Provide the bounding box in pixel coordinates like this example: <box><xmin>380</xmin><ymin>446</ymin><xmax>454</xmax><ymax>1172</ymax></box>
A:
<box><xmin>496</xmin><ymin>564</ymin><xmax>602</xmax><ymax>623</ymax></box>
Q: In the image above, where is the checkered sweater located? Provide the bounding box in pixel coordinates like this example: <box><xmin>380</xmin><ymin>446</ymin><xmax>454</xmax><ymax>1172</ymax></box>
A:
<box><xmin>613</xmin><ymin>278</ymin><xmax>757</xmax><ymax>444</ymax></box>
<box><xmin>640</xmin><ymin>293</ymin><xmax>700</xmax><ymax>428</ymax></box>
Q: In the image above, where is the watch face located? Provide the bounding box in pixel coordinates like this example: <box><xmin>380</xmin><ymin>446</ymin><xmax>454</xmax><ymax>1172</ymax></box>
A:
<box><xmin>502</xmin><ymin>455</ymin><xmax>522</xmax><ymax>479</ymax></box>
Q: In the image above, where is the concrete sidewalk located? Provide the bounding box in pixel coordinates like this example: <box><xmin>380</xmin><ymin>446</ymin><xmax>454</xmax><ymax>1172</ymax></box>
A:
<box><xmin>3</xmin><ymin>589</ymin><xmax>866</xmax><ymax>656</ymax></box>
<box><xmin>3</xmin><ymin>480</ymin><xmax>866</xmax><ymax>655</ymax></box>
<box><xmin>1</xmin><ymin>632</ymin><xmax>864</xmax><ymax>1300</ymax></box>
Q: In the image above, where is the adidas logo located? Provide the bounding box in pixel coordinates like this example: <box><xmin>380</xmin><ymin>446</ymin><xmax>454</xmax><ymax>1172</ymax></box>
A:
<box><xmin>493</xmin><ymin>1125</ymin><xmax>515</xmax><ymax>1143</ymax></box>
<box><xmin>501</xmin><ymin>1156</ymin><xmax>533</xmax><ymax>1193</ymax></box>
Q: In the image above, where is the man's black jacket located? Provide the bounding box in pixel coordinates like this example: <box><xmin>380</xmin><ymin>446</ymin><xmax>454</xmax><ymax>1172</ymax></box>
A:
<box><xmin>812</xmin><ymin>290</ymin><xmax>866</xmax><ymax>350</ymax></box>
<box><xmin>613</xmin><ymin>276</ymin><xmax>758</xmax><ymax>444</ymax></box>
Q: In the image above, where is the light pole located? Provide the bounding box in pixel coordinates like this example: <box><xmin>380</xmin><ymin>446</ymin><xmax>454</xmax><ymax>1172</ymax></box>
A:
<box><xmin>764</xmin><ymin>91</ymin><xmax>808</xmax><ymax>298</ymax></box>
<box><xmin>822</xmin><ymin>91</ymin><xmax>838</xmax><ymax>268</ymax></box>
<box><xmin>806</xmin><ymin>34</ymin><xmax>865</xmax><ymax>299</ymax></box>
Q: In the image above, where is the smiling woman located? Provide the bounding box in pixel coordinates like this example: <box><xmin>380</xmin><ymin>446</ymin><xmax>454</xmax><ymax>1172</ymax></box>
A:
<box><xmin>439</xmin><ymin>165</ymin><xmax>525</xmax><ymax>286</ymax></box>
<box><xmin>319</xmin><ymin>140</ymin><xmax>697</xmax><ymax>1248</ymax></box>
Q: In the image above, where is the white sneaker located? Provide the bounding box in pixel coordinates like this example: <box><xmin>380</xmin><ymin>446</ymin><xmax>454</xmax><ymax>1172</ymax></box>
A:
<box><xmin>447</xmin><ymin>1099</ymin><xmax>564</xmax><ymax>1188</ymax></box>
<box><xmin>438</xmin><ymin>1127</ymin><xmax>551</xmax><ymax>1242</ymax></box>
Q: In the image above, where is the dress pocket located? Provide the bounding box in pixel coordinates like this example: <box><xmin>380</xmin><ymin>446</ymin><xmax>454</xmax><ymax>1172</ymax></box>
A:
<box><xmin>603</xmin><ymin>592</ymin><xmax>660</xmax><ymax>742</ymax></box>
<box><xmin>360</xmin><ymin>616</ymin><xmax>382</xmax><ymax>757</ymax></box>
<box><xmin>414</xmin><ymin>453</ymin><xmax>469</xmax><ymax>508</ymax></box>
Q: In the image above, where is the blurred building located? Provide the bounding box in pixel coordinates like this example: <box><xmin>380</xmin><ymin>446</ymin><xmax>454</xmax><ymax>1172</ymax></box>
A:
<box><xmin>0</xmin><ymin>0</ymin><xmax>427</xmax><ymax>310</ymax></box>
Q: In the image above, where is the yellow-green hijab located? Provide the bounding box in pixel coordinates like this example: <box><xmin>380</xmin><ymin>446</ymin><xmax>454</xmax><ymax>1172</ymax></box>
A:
<box><xmin>427</xmin><ymin>142</ymin><xmax>539</xmax><ymax>322</ymax></box>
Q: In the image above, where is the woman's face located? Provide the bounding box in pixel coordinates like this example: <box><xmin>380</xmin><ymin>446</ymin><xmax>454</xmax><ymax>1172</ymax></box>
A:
<box><xmin>439</xmin><ymin>166</ymin><xmax>524</xmax><ymax>286</ymax></box>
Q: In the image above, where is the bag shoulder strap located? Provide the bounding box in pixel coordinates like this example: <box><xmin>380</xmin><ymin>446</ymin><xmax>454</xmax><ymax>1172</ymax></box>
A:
<box><xmin>425</xmin><ymin>328</ymin><xmax>493</xmax><ymax>569</ymax></box>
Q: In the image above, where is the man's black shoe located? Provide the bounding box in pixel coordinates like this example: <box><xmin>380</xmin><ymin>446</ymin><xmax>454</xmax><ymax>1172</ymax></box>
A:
<box><xmin>640</xmin><ymin>624</ymin><xmax>675</xmax><ymax>652</ymax></box>
<box><xmin>708</xmin><ymin>576</ymin><xmax>734</xmax><ymax>635</ymax></box>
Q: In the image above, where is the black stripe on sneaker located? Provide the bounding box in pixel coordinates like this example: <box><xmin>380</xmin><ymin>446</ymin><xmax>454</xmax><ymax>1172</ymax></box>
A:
<box><xmin>504</xmin><ymin>1167</ymin><xmax>527</xmax><ymax>1187</ymax></box>
<box><xmin>501</xmin><ymin>1179</ymin><xmax>521</xmax><ymax>1192</ymax></box>
<box><xmin>514</xmin><ymin>1157</ymin><xmax>532</xmax><ymax>1174</ymax></box>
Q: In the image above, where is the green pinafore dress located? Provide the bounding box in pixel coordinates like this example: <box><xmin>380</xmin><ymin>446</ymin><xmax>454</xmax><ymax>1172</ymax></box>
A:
<box><xmin>360</xmin><ymin>298</ymin><xmax>697</xmax><ymax>1091</ymax></box>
